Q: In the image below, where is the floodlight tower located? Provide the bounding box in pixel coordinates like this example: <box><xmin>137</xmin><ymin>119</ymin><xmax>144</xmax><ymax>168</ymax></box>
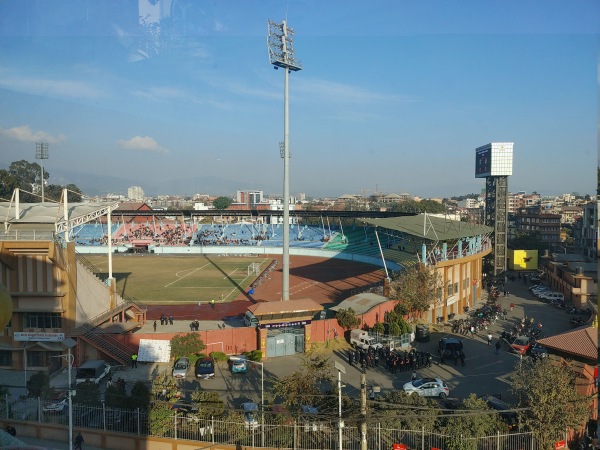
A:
<box><xmin>475</xmin><ymin>142</ymin><xmax>514</xmax><ymax>276</ymax></box>
<box><xmin>268</xmin><ymin>19</ymin><xmax>302</xmax><ymax>301</ymax></box>
<box><xmin>35</xmin><ymin>142</ymin><xmax>49</xmax><ymax>203</ymax></box>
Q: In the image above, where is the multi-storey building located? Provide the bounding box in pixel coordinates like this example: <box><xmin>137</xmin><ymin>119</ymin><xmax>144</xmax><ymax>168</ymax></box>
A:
<box><xmin>127</xmin><ymin>186</ymin><xmax>144</xmax><ymax>201</ymax></box>
<box><xmin>513</xmin><ymin>211</ymin><xmax>561</xmax><ymax>243</ymax></box>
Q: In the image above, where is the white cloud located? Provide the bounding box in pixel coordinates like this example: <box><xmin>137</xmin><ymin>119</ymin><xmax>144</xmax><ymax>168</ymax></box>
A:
<box><xmin>296</xmin><ymin>78</ymin><xmax>417</xmax><ymax>104</ymax></box>
<box><xmin>0</xmin><ymin>68</ymin><xmax>103</xmax><ymax>100</ymax></box>
<box><xmin>117</xmin><ymin>136</ymin><xmax>170</xmax><ymax>154</ymax></box>
<box><xmin>0</xmin><ymin>125</ymin><xmax>66</xmax><ymax>144</ymax></box>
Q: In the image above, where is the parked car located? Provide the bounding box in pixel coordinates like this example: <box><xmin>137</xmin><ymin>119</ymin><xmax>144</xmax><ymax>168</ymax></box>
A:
<box><xmin>172</xmin><ymin>357</ymin><xmax>190</xmax><ymax>379</ymax></box>
<box><xmin>538</xmin><ymin>292</ymin><xmax>564</xmax><ymax>303</ymax></box>
<box><xmin>170</xmin><ymin>400</ymin><xmax>199</xmax><ymax>416</ymax></box>
<box><xmin>509</xmin><ymin>335</ymin><xmax>532</xmax><ymax>355</ymax></box>
<box><xmin>241</xmin><ymin>402</ymin><xmax>259</xmax><ymax>431</ymax></box>
<box><xmin>529</xmin><ymin>343</ymin><xmax>549</xmax><ymax>359</ymax></box>
<box><xmin>403</xmin><ymin>378</ymin><xmax>449</xmax><ymax>398</ymax></box>
<box><xmin>480</xmin><ymin>395</ymin><xmax>519</xmax><ymax>430</ymax></box>
<box><xmin>438</xmin><ymin>338</ymin><xmax>463</xmax><ymax>360</ymax></box>
<box><xmin>228</xmin><ymin>355</ymin><xmax>248</xmax><ymax>374</ymax></box>
<box><xmin>195</xmin><ymin>357</ymin><xmax>215</xmax><ymax>379</ymax></box>
<box><xmin>42</xmin><ymin>393</ymin><xmax>68</xmax><ymax>413</ymax></box>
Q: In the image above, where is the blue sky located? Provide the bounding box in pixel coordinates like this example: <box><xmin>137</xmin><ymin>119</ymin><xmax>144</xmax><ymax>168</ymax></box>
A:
<box><xmin>0</xmin><ymin>0</ymin><xmax>598</xmax><ymax>198</ymax></box>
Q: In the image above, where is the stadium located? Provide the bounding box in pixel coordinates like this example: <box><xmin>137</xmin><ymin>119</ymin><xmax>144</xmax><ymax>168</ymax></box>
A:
<box><xmin>0</xmin><ymin>188</ymin><xmax>492</xmax><ymax>368</ymax></box>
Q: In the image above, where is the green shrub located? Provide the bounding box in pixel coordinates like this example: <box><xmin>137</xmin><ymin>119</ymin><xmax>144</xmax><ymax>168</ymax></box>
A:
<box><xmin>210</xmin><ymin>351</ymin><xmax>228</xmax><ymax>362</ymax></box>
<box><xmin>243</xmin><ymin>350</ymin><xmax>262</xmax><ymax>361</ymax></box>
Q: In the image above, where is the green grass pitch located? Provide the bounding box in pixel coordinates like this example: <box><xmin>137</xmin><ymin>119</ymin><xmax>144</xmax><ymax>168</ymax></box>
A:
<box><xmin>82</xmin><ymin>254</ymin><xmax>272</xmax><ymax>304</ymax></box>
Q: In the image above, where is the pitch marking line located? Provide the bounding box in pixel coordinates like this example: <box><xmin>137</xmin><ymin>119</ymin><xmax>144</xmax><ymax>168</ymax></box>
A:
<box><xmin>164</xmin><ymin>263</ymin><xmax>211</xmax><ymax>288</ymax></box>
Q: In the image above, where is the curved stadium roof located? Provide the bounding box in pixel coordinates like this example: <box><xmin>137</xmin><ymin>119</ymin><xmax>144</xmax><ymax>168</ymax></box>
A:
<box><xmin>362</xmin><ymin>213</ymin><xmax>493</xmax><ymax>242</ymax></box>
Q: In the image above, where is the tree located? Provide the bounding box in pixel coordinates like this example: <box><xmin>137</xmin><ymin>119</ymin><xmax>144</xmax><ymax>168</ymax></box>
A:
<box><xmin>270</xmin><ymin>353</ymin><xmax>333</xmax><ymax>411</ymax></box>
<box><xmin>73</xmin><ymin>380</ymin><xmax>101</xmax><ymax>405</ymax></box>
<box><xmin>372</xmin><ymin>322</ymin><xmax>385</xmax><ymax>335</ymax></box>
<box><xmin>130</xmin><ymin>381</ymin><xmax>151</xmax><ymax>410</ymax></box>
<box><xmin>376</xmin><ymin>391</ymin><xmax>439</xmax><ymax>441</ymax></box>
<box><xmin>335</xmin><ymin>308</ymin><xmax>361</xmax><ymax>330</ymax></box>
<box><xmin>512</xmin><ymin>358</ymin><xmax>590</xmax><ymax>450</ymax></box>
<box><xmin>389</xmin><ymin>263</ymin><xmax>443</xmax><ymax>318</ymax></box>
<box><xmin>149</xmin><ymin>402</ymin><xmax>173</xmax><ymax>437</ymax></box>
<box><xmin>441</xmin><ymin>394</ymin><xmax>508</xmax><ymax>450</ymax></box>
<box><xmin>105</xmin><ymin>383</ymin><xmax>128</xmax><ymax>409</ymax></box>
<box><xmin>150</xmin><ymin>372</ymin><xmax>179</xmax><ymax>403</ymax></box>
<box><xmin>385</xmin><ymin>310</ymin><xmax>411</xmax><ymax>335</ymax></box>
<box><xmin>27</xmin><ymin>371</ymin><xmax>52</xmax><ymax>398</ymax></box>
<box><xmin>212</xmin><ymin>196</ymin><xmax>233</xmax><ymax>210</ymax></box>
<box><xmin>170</xmin><ymin>333</ymin><xmax>206</xmax><ymax>359</ymax></box>
<box><xmin>190</xmin><ymin>390</ymin><xmax>225</xmax><ymax>418</ymax></box>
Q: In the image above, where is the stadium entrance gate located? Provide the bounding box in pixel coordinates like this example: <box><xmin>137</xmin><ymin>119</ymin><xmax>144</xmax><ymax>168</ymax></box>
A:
<box><xmin>266</xmin><ymin>326</ymin><xmax>305</xmax><ymax>357</ymax></box>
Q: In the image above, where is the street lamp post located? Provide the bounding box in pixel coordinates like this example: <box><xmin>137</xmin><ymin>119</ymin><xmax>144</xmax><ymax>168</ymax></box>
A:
<box><xmin>248</xmin><ymin>360</ymin><xmax>264</xmax><ymax>446</ymax></box>
<box><xmin>334</xmin><ymin>361</ymin><xmax>346</xmax><ymax>450</ymax></box>
<box><xmin>51</xmin><ymin>338</ymin><xmax>76</xmax><ymax>450</ymax></box>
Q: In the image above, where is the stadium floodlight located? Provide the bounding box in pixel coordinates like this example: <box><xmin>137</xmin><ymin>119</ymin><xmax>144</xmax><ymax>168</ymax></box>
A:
<box><xmin>35</xmin><ymin>142</ymin><xmax>49</xmax><ymax>203</ymax></box>
<box><xmin>268</xmin><ymin>19</ymin><xmax>301</xmax><ymax>302</ymax></box>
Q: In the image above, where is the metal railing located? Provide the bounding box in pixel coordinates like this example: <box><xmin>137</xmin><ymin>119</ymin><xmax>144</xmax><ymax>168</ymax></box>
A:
<box><xmin>4</xmin><ymin>396</ymin><xmax>541</xmax><ymax>450</ymax></box>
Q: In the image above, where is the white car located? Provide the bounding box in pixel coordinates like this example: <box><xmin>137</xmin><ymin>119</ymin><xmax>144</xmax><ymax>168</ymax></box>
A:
<box><xmin>403</xmin><ymin>378</ymin><xmax>449</xmax><ymax>398</ymax></box>
<box><xmin>42</xmin><ymin>397</ymin><xmax>68</xmax><ymax>413</ymax></box>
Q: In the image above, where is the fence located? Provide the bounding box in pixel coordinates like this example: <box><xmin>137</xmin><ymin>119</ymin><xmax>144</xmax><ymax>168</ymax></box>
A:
<box><xmin>2</xmin><ymin>395</ymin><xmax>541</xmax><ymax>450</ymax></box>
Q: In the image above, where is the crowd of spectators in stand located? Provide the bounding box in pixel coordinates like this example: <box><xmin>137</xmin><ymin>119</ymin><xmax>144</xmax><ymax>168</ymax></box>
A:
<box><xmin>120</xmin><ymin>223</ymin><xmax>191</xmax><ymax>246</ymax></box>
<box><xmin>193</xmin><ymin>226</ymin><xmax>254</xmax><ymax>246</ymax></box>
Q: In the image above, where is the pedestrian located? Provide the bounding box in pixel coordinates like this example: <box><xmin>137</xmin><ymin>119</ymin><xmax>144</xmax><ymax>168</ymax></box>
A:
<box><xmin>495</xmin><ymin>341</ymin><xmax>502</xmax><ymax>355</ymax></box>
<box><xmin>470</xmin><ymin>325</ymin><xmax>475</xmax><ymax>337</ymax></box>
<box><xmin>459</xmin><ymin>350</ymin><xmax>466</xmax><ymax>366</ymax></box>
<box><xmin>131</xmin><ymin>352</ymin><xmax>138</xmax><ymax>368</ymax></box>
<box><xmin>510</xmin><ymin>303</ymin><xmax>514</xmax><ymax>311</ymax></box>
<box><xmin>74</xmin><ymin>432</ymin><xmax>84</xmax><ymax>450</ymax></box>
<box><xmin>504</xmin><ymin>289</ymin><xmax>508</xmax><ymax>297</ymax></box>
<box><xmin>506</xmin><ymin>290</ymin><xmax>510</xmax><ymax>298</ymax></box>
<box><xmin>210</xmin><ymin>298</ymin><xmax>215</xmax><ymax>309</ymax></box>
<box><xmin>487</xmin><ymin>332</ymin><xmax>492</xmax><ymax>346</ymax></box>
<box><xmin>411</xmin><ymin>371</ymin><xmax>417</xmax><ymax>381</ymax></box>
<box><xmin>169</xmin><ymin>315</ymin><xmax>174</xmax><ymax>325</ymax></box>
<box><xmin>153</xmin><ymin>320</ymin><xmax>157</xmax><ymax>332</ymax></box>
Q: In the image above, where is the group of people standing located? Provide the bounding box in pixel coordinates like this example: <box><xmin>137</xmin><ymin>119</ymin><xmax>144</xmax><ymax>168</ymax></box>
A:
<box><xmin>160</xmin><ymin>314</ymin><xmax>174</xmax><ymax>325</ymax></box>
<box><xmin>348</xmin><ymin>346</ymin><xmax>432</xmax><ymax>374</ymax></box>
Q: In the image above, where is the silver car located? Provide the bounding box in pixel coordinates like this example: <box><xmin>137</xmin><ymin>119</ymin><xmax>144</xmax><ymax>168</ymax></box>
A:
<box><xmin>403</xmin><ymin>378</ymin><xmax>449</xmax><ymax>398</ymax></box>
<box><xmin>172</xmin><ymin>357</ymin><xmax>190</xmax><ymax>379</ymax></box>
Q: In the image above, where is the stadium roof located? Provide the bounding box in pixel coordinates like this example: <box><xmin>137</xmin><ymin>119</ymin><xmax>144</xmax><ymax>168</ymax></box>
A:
<box><xmin>330</xmin><ymin>293</ymin><xmax>389</xmax><ymax>315</ymax></box>
<box><xmin>0</xmin><ymin>201</ymin><xmax>118</xmax><ymax>236</ymax></box>
<box><xmin>362</xmin><ymin>214</ymin><xmax>493</xmax><ymax>241</ymax></box>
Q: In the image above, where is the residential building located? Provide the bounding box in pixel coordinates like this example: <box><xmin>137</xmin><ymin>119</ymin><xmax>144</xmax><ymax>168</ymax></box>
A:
<box><xmin>513</xmin><ymin>211</ymin><xmax>561</xmax><ymax>243</ymax></box>
<box><xmin>127</xmin><ymin>186</ymin><xmax>144</xmax><ymax>201</ymax></box>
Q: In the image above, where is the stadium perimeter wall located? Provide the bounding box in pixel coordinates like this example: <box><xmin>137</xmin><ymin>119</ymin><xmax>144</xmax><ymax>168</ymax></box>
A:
<box><xmin>75</xmin><ymin>245</ymin><xmax>402</xmax><ymax>271</ymax></box>
<box><xmin>111</xmin><ymin>300</ymin><xmax>397</xmax><ymax>356</ymax></box>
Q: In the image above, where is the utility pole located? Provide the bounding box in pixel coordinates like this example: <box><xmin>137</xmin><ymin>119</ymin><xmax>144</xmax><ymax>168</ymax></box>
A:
<box><xmin>360</xmin><ymin>371</ymin><xmax>367</xmax><ymax>450</ymax></box>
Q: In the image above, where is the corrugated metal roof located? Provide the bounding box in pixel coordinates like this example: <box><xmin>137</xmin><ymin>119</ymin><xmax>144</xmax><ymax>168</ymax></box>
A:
<box><xmin>362</xmin><ymin>214</ymin><xmax>493</xmax><ymax>241</ymax></box>
<box><xmin>330</xmin><ymin>293</ymin><xmax>390</xmax><ymax>315</ymax></box>
<box><xmin>0</xmin><ymin>202</ymin><xmax>117</xmax><ymax>225</ymax></box>
<box><xmin>537</xmin><ymin>326</ymin><xmax>598</xmax><ymax>361</ymax></box>
<box><xmin>248</xmin><ymin>298</ymin><xmax>323</xmax><ymax>315</ymax></box>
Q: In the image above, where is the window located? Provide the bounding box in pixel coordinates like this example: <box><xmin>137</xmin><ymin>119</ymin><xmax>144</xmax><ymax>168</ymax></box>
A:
<box><xmin>453</xmin><ymin>282</ymin><xmax>459</xmax><ymax>294</ymax></box>
<box><xmin>24</xmin><ymin>313</ymin><xmax>62</xmax><ymax>329</ymax></box>
<box><xmin>27</xmin><ymin>351</ymin><xmax>44</xmax><ymax>367</ymax></box>
<box><xmin>447</xmin><ymin>283</ymin><xmax>453</xmax><ymax>296</ymax></box>
<box><xmin>0</xmin><ymin>351</ymin><xmax>12</xmax><ymax>366</ymax></box>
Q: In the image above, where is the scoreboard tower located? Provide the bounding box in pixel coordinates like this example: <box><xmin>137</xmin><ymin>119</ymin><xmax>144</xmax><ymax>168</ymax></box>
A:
<box><xmin>475</xmin><ymin>142</ymin><xmax>514</xmax><ymax>276</ymax></box>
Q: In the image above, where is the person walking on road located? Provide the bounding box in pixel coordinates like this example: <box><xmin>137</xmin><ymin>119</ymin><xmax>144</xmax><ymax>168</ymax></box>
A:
<box><xmin>411</xmin><ymin>371</ymin><xmax>417</xmax><ymax>381</ymax></box>
<box><xmin>131</xmin><ymin>353</ymin><xmax>138</xmax><ymax>368</ymax></box>
<box><xmin>510</xmin><ymin>303</ymin><xmax>514</xmax><ymax>311</ymax></box>
<box><xmin>74</xmin><ymin>432</ymin><xmax>84</xmax><ymax>450</ymax></box>
<box><xmin>210</xmin><ymin>298</ymin><xmax>215</xmax><ymax>309</ymax></box>
<box><xmin>495</xmin><ymin>341</ymin><xmax>502</xmax><ymax>355</ymax></box>
<box><xmin>487</xmin><ymin>332</ymin><xmax>493</xmax><ymax>346</ymax></box>
<box><xmin>153</xmin><ymin>320</ymin><xmax>157</xmax><ymax>332</ymax></box>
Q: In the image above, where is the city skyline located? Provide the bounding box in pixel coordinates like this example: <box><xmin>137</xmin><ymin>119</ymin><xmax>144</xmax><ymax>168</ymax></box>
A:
<box><xmin>0</xmin><ymin>1</ymin><xmax>598</xmax><ymax>198</ymax></box>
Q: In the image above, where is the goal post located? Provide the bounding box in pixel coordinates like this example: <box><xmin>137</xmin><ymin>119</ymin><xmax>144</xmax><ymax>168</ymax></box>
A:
<box><xmin>247</xmin><ymin>262</ymin><xmax>261</xmax><ymax>276</ymax></box>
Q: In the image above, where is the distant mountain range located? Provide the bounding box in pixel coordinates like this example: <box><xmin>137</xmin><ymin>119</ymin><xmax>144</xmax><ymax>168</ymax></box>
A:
<box><xmin>47</xmin><ymin>168</ymin><xmax>281</xmax><ymax>198</ymax></box>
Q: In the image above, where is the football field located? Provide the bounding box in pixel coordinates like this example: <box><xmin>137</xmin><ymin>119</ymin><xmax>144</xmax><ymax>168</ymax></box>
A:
<box><xmin>83</xmin><ymin>254</ymin><xmax>272</xmax><ymax>304</ymax></box>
